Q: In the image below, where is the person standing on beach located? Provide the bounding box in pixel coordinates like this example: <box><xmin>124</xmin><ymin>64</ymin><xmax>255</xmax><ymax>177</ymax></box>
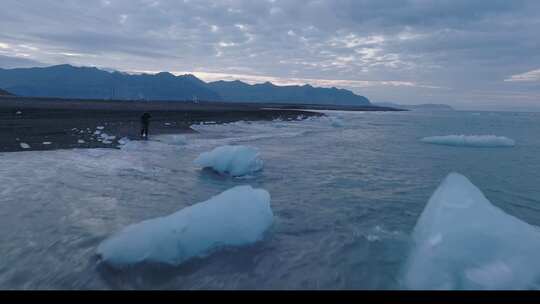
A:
<box><xmin>140</xmin><ymin>112</ymin><xmax>151</xmax><ymax>140</ymax></box>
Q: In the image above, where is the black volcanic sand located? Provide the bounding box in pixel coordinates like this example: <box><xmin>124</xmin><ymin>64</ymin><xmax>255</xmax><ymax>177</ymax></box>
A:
<box><xmin>0</xmin><ymin>97</ymin><xmax>331</xmax><ymax>152</ymax></box>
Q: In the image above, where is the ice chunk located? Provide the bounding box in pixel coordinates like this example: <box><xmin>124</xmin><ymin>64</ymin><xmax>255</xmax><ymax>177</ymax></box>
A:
<box><xmin>96</xmin><ymin>186</ymin><xmax>273</xmax><ymax>268</ymax></box>
<box><xmin>421</xmin><ymin>135</ymin><xmax>515</xmax><ymax>147</ymax></box>
<box><xmin>403</xmin><ymin>173</ymin><xmax>540</xmax><ymax>290</ymax></box>
<box><xmin>330</xmin><ymin>117</ymin><xmax>344</xmax><ymax>128</ymax></box>
<box><xmin>194</xmin><ymin>145</ymin><xmax>263</xmax><ymax>177</ymax></box>
<box><xmin>77</xmin><ymin>139</ymin><xmax>86</xmax><ymax>144</ymax></box>
<box><xmin>20</xmin><ymin>143</ymin><xmax>30</xmax><ymax>149</ymax></box>
<box><xmin>96</xmin><ymin>126</ymin><xmax>105</xmax><ymax>130</ymax></box>
<box><xmin>42</xmin><ymin>142</ymin><xmax>52</xmax><ymax>145</ymax></box>
<box><xmin>100</xmin><ymin>133</ymin><xmax>116</xmax><ymax>141</ymax></box>
<box><xmin>118</xmin><ymin>137</ymin><xmax>130</xmax><ymax>145</ymax></box>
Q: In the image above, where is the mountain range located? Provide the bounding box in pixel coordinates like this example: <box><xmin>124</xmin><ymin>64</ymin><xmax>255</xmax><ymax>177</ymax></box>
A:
<box><xmin>0</xmin><ymin>65</ymin><xmax>371</xmax><ymax>106</ymax></box>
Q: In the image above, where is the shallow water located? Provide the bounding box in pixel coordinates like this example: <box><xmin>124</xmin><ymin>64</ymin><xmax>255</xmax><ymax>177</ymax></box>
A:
<box><xmin>1</xmin><ymin>110</ymin><xmax>540</xmax><ymax>289</ymax></box>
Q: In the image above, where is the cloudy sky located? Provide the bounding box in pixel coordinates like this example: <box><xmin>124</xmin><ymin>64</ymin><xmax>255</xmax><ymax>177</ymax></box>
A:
<box><xmin>1</xmin><ymin>0</ymin><xmax>539</xmax><ymax>110</ymax></box>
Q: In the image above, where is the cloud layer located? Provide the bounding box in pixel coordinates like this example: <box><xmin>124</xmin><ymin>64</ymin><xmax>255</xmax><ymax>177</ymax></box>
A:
<box><xmin>0</xmin><ymin>0</ymin><xmax>539</xmax><ymax>109</ymax></box>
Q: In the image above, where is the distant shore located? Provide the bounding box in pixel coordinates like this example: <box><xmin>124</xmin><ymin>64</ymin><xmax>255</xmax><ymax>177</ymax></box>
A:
<box><xmin>0</xmin><ymin>96</ymin><xmax>402</xmax><ymax>152</ymax></box>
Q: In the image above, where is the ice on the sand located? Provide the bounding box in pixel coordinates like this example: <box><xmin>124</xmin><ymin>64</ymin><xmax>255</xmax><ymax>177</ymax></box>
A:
<box><xmin>97</xmin><ymin>186</ymin><xmax>273</xmax><ymax>268</ymax></box>
<box><xmin>100</xmin><ymin>133</ymin><xmax>116</xmax><ymax>141</ymax></box>
<box><xmin>98</xmin><ymin>133</ymin><xmax>116</xmax><ymax>144</ymax></box>
<box><xmin>20</xmin><ymin>143</ymin><xmax>30</xmax><ymax>149</ymax></box>
<box><xmin>403</xmin><ymin>173</ymin><xmax>540</xmax><ymax>290</ymax></box>
<box><xmin>421</xmin><ymin>135</ymin><xmax>515</xmax><ymax>147</ymax></box>
<box><xmin>194</xmin><ymin>145</ymin><xmax>263</xmax><ymax>177</ymax></box>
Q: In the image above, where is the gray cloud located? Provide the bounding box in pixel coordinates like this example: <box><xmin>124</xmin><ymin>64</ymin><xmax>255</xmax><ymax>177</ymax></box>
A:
<box><xmin>0</xmin><ymin>0</ymin><xmax>539</xmax><ymax>109</ymax></box>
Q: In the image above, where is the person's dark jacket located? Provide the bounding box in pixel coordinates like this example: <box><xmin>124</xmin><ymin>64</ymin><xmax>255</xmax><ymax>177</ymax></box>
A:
<box><xmin>141</xmin><ymin>113</ymin><xmax>151</xmax><ymax>126</ymax></box>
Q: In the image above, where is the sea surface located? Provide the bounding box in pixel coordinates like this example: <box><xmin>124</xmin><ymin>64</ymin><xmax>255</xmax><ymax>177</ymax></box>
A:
<box><xmin>1</xmin><ymin>110</ymin><xmax>540</xmax><ymax>289</ymax></box>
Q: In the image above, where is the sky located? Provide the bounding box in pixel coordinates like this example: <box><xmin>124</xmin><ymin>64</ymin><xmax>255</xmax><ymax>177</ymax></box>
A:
<box><xmin>0</xmin><ymin>0</ymin><xmax>539</xmax><ymax>110</ymax></box>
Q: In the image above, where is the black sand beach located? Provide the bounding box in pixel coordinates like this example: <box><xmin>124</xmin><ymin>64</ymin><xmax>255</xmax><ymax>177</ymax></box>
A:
<box><xmin>0</xmin><ymin>96</ymin><xmax>401</xmax><ymax>152</ymax></box>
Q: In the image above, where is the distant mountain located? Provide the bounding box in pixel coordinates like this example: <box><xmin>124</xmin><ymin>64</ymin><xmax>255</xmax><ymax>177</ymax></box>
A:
<box><xmin>0</xmin><ymin>88</ymin><xmax>13</xmax><ymax>96</ymax></box>
<box><xmin>374</xmin><ymin>102</ymin><xmax>454</xmax><ymax>111</ymax></box>
<box><xmin>0</xmin><ymin>64</ymin><xmax>372</xmax><ymax>106</ymax></box>
<box><xmin>0</xmin><ymin>65</ymin><xmax>221</xmax><ymax>101</ymax></box>
<box><xmin>208</xmin><ymin>80</ymin><xmax>371</xmax><ymax>106</ymax></box>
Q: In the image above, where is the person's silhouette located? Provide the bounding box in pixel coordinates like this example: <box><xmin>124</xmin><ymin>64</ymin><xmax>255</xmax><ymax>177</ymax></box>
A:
<box><xmin>140</xmin><ymin>112</ymin><xmax>151</xmax><ymax>140</ymax></box>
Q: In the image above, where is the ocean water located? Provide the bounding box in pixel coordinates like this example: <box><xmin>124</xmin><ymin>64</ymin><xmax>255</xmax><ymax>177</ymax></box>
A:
<box><xmin>1</xmin><ymin>110</ymin><xmax>540</xmax><ymax>290</ymax></box>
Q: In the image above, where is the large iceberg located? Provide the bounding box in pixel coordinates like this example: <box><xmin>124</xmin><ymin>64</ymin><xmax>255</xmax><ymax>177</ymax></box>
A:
<box><xmin>194</xmin><ymin>145</ymin><xmax>264</xmax><ymax>177</ymax></box>
<box><xmin>421</xmin><ymin>135</ymin><xmax>515</xmax><ymax>147</ymax></box>
<box><xmin>403</xmin><ymin>173</ymin><xmax>540</xmax><ymax>290</ymax></box>
<box><xmin>97</xmin><ymin>186</ymin><xmax>273</xmax><ymax>268</ymax></box>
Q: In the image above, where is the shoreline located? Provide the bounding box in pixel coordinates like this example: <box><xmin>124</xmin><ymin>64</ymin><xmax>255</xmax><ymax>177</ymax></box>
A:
<box><xmin>0</xmin><ymin>97</ymin><xmax>324</xmax><ymax>153</ymax></box>
<box><xmin>0</xmin><ymin>96</ymin><xmax>401</xmax><ymax>153</ymax></box>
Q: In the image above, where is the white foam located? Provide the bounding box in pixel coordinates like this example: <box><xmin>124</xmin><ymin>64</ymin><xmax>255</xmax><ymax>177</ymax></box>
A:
<box><xmin>96</xmin><ymin>185</ymin><xmax>273</xmax><ymax>268</ymax></box>
<box><xmin>403</xmin><ymin>173</ymin><xmax>540</xmax><ymax>290</ymax></box>
<box><xmin>194</xmin><ymin>145</ymin><xmax>263</xmax><ymax>177</ymax></box>
<box><xmin>421</xmin><ymin>135</ymin><xmax>515</xmax><ymax>147</ymax></box>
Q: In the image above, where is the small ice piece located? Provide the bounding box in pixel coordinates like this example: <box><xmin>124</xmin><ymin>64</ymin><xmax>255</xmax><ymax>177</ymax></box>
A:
<box><xmin>194</xmin><ymin>145</ymin><xmax>264</xmax><ymax>177</ymax></box>
<box><xmin>20</xmin><ymin>143</ymin><xmax>30</xmax><ymax>149</ymax></box>
<box><xmin>42</xmin><ymin>142</ymin><xmax>52</xmax><ymax>145</ymax></box>
<box><xmin>100</xmin><ymin>133</ymin><xmax>116</xmax><ymax>141</ymax></box>
<box><xmin>330</xmin><ymin>117</ymin><xmax>344</xmax><ymax>128</ymax></box>
<box><xmin>78</xmin><ymin>139</ymin><xmax>86</xmax><ymax>144</ymax></box>
<box><xmin>118</xmin><ymin>137</ymin><xmax>130</xmax><ymax>145</ymax></box>
<box><xmin>94</xmin><ymin>130</ymin><xmax>102</xmax><ymax>135</ymax></box>
<box><xmin>366</xmin><ymin>235</ymin><xmax>381</xmax><ymax>242</ymax></box>
<box><xmin>403</xmin><ymin>173</ymin><xmax>540</xmax><ymax>290</ymax></box>
<box><xmin>164</xmin><ymin>122</ymin><xmax>171</xmax><ymax>126</ymax></box>
<box><xmin>15</xmin><ymin>110</ymin><xmax>22</xmax><ymax>115</ymax></box>
<box><xmin>96</xmin><ymin>185</ymin><xmax>273</xmax><ymax>268</ymax></box>
<box><xmin>102</xmin><ymin>140</ymin><xmax>112</xmax><ymax>144</ymax></box>
<box><xmin>96</xmin><ymin>126</ymin><xmax>105</xmax><ymax>130</ymax></box>
<box><xmin>420</xmin><ymin>135</ymin><xmax>515</xmax><ymax>147</ymax></box>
